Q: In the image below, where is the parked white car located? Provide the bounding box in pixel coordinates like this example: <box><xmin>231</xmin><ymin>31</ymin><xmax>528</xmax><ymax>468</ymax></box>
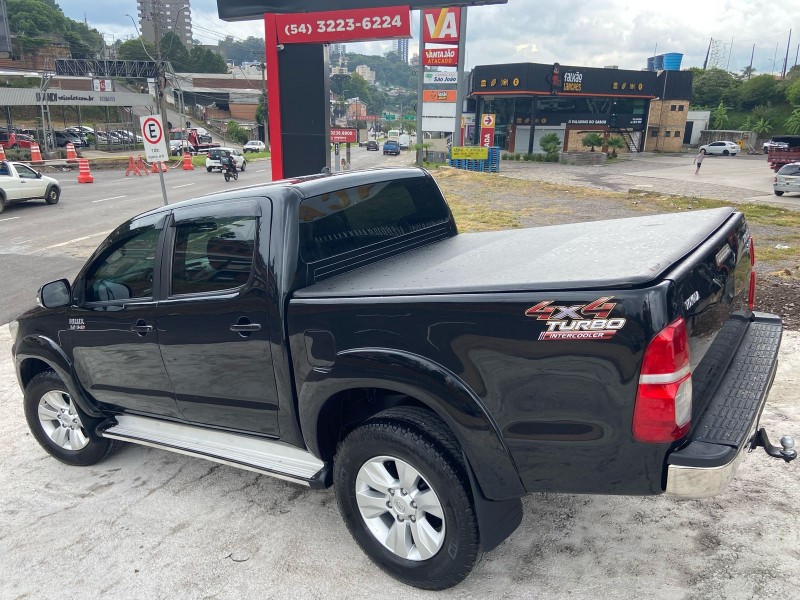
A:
<box><xmin>700</xmin><ymin>141</ymin><xmax>739</xmax><ymax>156</ymax></box>
<box><xmin>773</xmin><ymin>162</ymin><xmax>800</xmax><ymax>197</ymax></box>
<box><xmin>243</xmin><ymin>140</ymin><xmax>266</xmax><ymax>153</ymax></box>
<box><xmin>205</xmin><ymin>147</ymin><xmax>246</xmax><ymax>172</ymax></box>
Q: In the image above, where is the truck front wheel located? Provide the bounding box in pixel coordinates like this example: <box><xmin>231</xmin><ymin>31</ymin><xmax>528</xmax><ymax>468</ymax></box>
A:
<box><xmin>334</xmin><ymin>407</ymin><xmax>481</xmax><ymax>590</ymax></box>
<box><xmin>24</xmin><ymin>371</ymin><xmax>117</xmax><ymax>466</ymax></box>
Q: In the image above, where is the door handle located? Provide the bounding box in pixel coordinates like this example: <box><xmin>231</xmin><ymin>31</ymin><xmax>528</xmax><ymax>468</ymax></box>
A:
<box><xmin>230</xmin><ymin>317</ymin><xmax>261</xmax><ymax>337</ymax></box>
<box><xmin>131</xmin><ymin>319</ymin><xmax>153</xmax><ymax>336</ymax></box>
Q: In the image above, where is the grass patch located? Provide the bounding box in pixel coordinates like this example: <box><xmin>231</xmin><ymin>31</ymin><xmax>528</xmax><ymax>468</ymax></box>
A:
<box><xmin>243</xmin><ymin>151</ymin><xmax>271</xmax><ymax>160</ymax></box>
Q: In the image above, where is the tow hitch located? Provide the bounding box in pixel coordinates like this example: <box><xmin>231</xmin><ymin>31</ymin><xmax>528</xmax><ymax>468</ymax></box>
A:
<box><xmin>750</xmin><ymin>428</ymin><xmax>797</xmax><ymax>462</ymax></box>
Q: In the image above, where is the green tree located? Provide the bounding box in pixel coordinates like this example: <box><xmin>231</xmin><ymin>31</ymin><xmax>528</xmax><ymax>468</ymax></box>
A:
<box><xmin>118</xmin><ymin>38</ymin><xmax>156</xmax><ymax>62</ymax></box>
<box><xmin>786</xmin><ymin>79</ymin><xmax>800</xmax><ymax>106</ymax></box>
<box><xmin>606</xmin><ymin>136</ymin><xmax>626</xmax><ymax>157</ymax></box>
<box><xmin>736</xmin><ymin>74</ymin><xmax>781</xmax><ymax>110</ymax></box>
<box><xmin>539</xmin><ymin>132</ymin><xmax>561</xmax><ymax>156</ymax></box>
<box><xmin>690</xmin><ymin>67</ymin><xmax>739</xmax><ymax>108</ymax></box>
<box><xmin>189</xmin><ymin>46</ymin><xmax>228</xmax><ymax>73</ymax></box>
<box><xmin>752</xmin><ymin>118</ymin><xmax>773</xmax><ymax>137</ymax></box>
<box><xmin>711</xmin><ymin>101</ymin><xmax>730</xmax><ymax>129</ymax></box>
<box><xmin>255</xmin><ymin>93</ymin><xmax>268</xmax><ymax>125</ymax></box>
<box><xmin>581</xmin><ymin>132</ymin><xmax>603</xmax><ymax>152</ymax></box>
<box><xmin>785</xmin><ymin>108</ymin><xmax>800</xmax><ymax>135</ymax></box>
<box><xmin>161</xmin><ymin>32</ymin><xmax>193</xmax><ymax>71</ymax></box>
<box><xmin>218</xmin><ymin>35</ymin><xmax>265</xmax><ymax>65</ymax></box>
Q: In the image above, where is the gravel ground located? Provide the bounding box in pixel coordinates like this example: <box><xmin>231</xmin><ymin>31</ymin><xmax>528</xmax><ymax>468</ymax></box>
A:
<box><xmin>1</xmin><ymin>324</ymin><xmax>798</xmax><ymax>600</ymax></box>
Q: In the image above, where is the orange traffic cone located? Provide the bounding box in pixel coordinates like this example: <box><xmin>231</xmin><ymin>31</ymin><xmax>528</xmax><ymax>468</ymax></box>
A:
<box><xmin>151</xmin><ymin>160</ymin><xmax>166</xmax><ymax>174</ymax></box>
<box><xmin>137</xmin><ymin>156</ymin><xmax>150</xmax><ymax>175</ymax></box>
<box><xmin>30</xmin><ymin>142</ymin><xmax>43</xmax><ymax>163</ymax></box>
<box><xmin>182</xmin><ymin>152</ymin><xmax>194</xmax><ymax>170</ymax></box>
<box><xmin>125</xmin><ymin>156</ymin><xmax>141</xmax><ymax>176</ymax></box>
<box><xmin>0</xmin><ymin>145</ymin><xmax>5</xmax><ymax>161</ymax></box>
<box><xmin>77</xmin><ymin>158</ymin><xmax>94</xmax><ymax>183</ymax></box>
<box><xmin>65</xmin><ymin>142</ymin><xmax>78</xmax><ymax>163</ymax></box>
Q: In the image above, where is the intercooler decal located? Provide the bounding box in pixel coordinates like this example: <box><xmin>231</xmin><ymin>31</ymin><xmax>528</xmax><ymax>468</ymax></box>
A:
<box><xmin>525</xmin><ymin>297</ymin><xmax>626</xmax><ymax>341</ymax></box>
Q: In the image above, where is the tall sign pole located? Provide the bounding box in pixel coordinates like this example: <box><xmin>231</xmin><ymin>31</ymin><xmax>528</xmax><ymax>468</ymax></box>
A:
<box><xmin>415</xmin><ymin>10</ymin><xmax>424</xmax><ymax>165</ymax></box>
<box><xmin>453</xmin><ymin>7</ymin><xmax>467</xmax><ymax>146</ymax></box>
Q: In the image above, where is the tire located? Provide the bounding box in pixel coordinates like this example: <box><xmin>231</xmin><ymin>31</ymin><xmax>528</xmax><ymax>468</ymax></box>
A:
<box><xmin>224</xmin><ymin>172</ymin><xmax>231</xmax><ymax>182</ymax></box>
<box><xmin>723</xmin><ymin>150</ymin><xmax>730</xmax><ymax>156</ymax></box>
<box><xmin>241</xmin><ymin>161</ymin><xmax>246</xmax><ymax>172</ymax></box>
<box><xmin>206</xmin><ymin>166</ymin><xmax>212</xmax><ymax>172</ymax></box>
<box><xmin>0</xmin><ymin>193</ymin><xmax>5</xmax><ymax>215</ymax></box>
<box><xmin>775</xmin><ymin>190</ymin><xmax>784</xmax><ymax>196</ymax></box>
<box><xmin>24</xmin><ymin>371</ymin><xmax>117</xmax><ymax>466</ymax></box>
<box><xmin>45</xmin><ymin>185</ymin><xmax>60</xmax><ymax>205</ymax></box>
<box><xmin>334</xmin><ymin>407</ymin><xmax>481</xmax><ymax>590</ymax></box>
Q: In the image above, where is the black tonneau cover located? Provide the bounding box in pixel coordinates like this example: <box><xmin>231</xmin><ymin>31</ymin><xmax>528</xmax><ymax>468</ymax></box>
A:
<box><xmin>295</xmin><ymin>208</ymin><xmax>735</xmax><ymax>297</ymax></box>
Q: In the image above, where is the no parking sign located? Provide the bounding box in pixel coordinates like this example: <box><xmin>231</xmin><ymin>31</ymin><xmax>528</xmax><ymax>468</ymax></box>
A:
<box><xmin>140</xmin><ymin>115</ymin><xmax>169</xmax><ymax>162</ymax></box>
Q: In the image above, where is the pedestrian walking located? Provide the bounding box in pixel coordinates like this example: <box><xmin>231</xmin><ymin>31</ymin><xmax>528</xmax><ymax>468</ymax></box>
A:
<box><xmin>693</xmin><ymin>148</ymin><xmax>706</xmax><ymax>174</ymax></box>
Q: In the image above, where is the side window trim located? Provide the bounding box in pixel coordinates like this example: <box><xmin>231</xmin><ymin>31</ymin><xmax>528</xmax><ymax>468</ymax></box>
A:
<box><xmin>82</xmin><ymin>218</ymin><xmax>169</xmax><ymax>307</ymax></box>
<box><xmin>164</xmin><ymin>200</ymin><xmax>263</xmax><ymax>300</ymax></box>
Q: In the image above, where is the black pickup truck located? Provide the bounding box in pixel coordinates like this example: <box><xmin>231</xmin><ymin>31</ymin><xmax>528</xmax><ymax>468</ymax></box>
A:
<box><xmin>11</xmin><ymin>168</ymin><xmax>795</xmax><ymax>589</ymax></box>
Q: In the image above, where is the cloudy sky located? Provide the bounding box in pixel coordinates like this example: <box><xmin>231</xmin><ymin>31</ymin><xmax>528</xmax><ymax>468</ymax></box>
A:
<box><xmin>59</xmin><ymin>0</ymin><xmax>799</xmax><ymax>74</ymax></box>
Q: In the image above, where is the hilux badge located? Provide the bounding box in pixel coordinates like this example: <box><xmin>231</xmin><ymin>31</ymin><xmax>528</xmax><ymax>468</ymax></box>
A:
<box><xmin>684</xmin><ymin>291</ymin><xmax>700</xmax><ymax>311</ymax></box>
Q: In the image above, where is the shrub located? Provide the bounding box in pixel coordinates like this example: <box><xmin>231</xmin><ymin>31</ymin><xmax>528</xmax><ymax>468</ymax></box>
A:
<box><xmin>539</xmin><ymin>132</ymin><xmax>562</xmax><ymax>155</ymax></box>
<box><xmin>514</xmin><ymin>152</ymin><xmax>521</xmax><ymax>161</ymax></box>
<box><xmin>501</xmin><ymin>152</ymin><xmax>509</xmax><ymax>160</ymax></box>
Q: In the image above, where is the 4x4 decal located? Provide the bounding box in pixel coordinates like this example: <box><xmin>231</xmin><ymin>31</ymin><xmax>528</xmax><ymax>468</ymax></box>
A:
<box><xmin>525</xmin><ymin>296</ymin><xmax>626</xmax><ymax>341</ymax></box>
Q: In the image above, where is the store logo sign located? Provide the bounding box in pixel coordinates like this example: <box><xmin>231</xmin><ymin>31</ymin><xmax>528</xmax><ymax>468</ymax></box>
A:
<box><xmin>423</xmin><ymin>7</ymin><xmax>461</xmax><ymax>44</ymax></box>
<box><xmin>563</xmin><ymin>71</ymin><xmax>583</xmax><ymax>92</ymax></box>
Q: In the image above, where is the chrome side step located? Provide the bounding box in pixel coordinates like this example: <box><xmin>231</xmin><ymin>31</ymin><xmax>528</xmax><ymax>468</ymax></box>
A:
<box><xmin>101</xmin><ymin>415</ymin><xmax>327</xmax><ymax>487</ymax></box>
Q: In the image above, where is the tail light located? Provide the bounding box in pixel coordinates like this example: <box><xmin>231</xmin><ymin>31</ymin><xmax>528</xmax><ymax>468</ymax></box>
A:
<box><xmin>748</xmin><ymin>237</ymin><xmax>756</xmax><ymax>310</ymax></box>
<box><xmin>632</xmin><ymin>317</ymin><xmax>692</xmax><ymax>443</ymax></box>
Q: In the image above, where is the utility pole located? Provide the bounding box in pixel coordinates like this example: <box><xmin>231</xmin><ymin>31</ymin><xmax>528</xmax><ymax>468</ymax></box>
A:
<box><xmin>748</xmin><ymin>44</ymin><xmax>754</xmax><ymax>80</ymax></box>
<box><xmin>783</xmin><ymin>29</ymin><xmax>792</xmax><ymax>78</ymax></box>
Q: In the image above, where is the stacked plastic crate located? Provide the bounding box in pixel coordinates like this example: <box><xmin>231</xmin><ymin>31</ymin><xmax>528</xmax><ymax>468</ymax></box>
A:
<box><xmin>448</xmin><ymin>147</ymin><xmax>501</xmax><ymax>173</ymax></box>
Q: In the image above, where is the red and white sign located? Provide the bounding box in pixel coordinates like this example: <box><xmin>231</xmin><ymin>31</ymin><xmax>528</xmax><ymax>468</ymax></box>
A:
<box><xmin>139</xmin><ymin>115</ymin><xmax>168</xmax><ymax>161</ymax></box>
<box><xmin>330</xmin><ymin>128</ymin><xmax>357</xmax><ymax>143</ymax></box>
<box><xmin>423</xmin><ymin>47</ymin><xmax>459</xmax><ymax>67</ymax></box>
<box><xmin>275</xmin><ymin>7</ymin><xmax>411</xmax><ymax>44</ymax></box>
<box><xmin>423</xmin><ymin>7</ymin><xmax>461</xmax><ymax>44</ymax></box>
<box><xmin>92</xmin><ymin>78</ymin><xmax>114</xmax><ymax>92</ymax></box>
<box><xmin>480</xmin><ymin>113</ymin><xmax>495</xmax><ymax>148</ymax></box>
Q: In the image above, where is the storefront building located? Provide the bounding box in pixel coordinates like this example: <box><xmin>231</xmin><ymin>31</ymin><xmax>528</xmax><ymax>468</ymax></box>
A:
<box><xmin>467</xmin><ymin>62</ymin><xmax>692</xmax><ymax>153</ymax></box>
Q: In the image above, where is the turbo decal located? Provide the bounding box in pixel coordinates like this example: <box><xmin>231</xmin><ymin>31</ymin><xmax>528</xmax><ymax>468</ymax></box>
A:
<box><xmin>525</xmin><ymin>297</ymin><xmax>626</xmax><ymax>341</ymax></box>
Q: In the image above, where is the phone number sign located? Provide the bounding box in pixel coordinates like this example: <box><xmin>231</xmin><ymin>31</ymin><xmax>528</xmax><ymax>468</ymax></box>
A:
<box><xmin>275</xmin><ymin>7</ymin><xmax>411</xmax><ymax>43</ymax></box>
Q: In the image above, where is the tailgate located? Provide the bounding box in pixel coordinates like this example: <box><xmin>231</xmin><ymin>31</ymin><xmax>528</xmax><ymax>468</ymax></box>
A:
<box><xmin>661</xmin><ymin>212</ymin><xmax>784</xmax><ymax>496</ymax></box>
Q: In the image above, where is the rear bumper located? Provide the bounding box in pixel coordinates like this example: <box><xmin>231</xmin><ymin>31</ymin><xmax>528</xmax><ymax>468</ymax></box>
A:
<box><xmin>666</xmin><ymin>312</ymin><xmax>782</xmax><ymax>498</ymax></box>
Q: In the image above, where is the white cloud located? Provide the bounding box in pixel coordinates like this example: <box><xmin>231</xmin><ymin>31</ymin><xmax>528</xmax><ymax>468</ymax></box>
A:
<box><xmin>60</xmin><ymin>0</ymin><xmax>799</xmax><ymax>75</ymax></box>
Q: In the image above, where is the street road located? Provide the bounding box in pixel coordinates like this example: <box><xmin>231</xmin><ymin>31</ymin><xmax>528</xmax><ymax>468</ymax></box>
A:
<box><xmin>0</xmin><ymin>147</ymin><xmax>411</xmax><ymax>324</ymax></box>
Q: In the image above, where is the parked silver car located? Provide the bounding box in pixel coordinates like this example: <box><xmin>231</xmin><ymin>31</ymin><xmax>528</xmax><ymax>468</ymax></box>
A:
<box><xmin>773</xmin><ymin>162</ymin><xmax>800</xmax><ymax>196</ymax></box>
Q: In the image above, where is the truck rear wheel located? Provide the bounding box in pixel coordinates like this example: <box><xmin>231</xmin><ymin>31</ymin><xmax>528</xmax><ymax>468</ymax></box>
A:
<box><xmin>334</xmin><ymin>407</ymin><xmax>481</xmax><ymax>590</ymax></box>
<box><xmin>774</xmin><ymin>190</ymin><xmax>784</xmax><ymax>196</ymax></box>
<box><xmin>24</xmin><ymin>371</ymin><xmax>117</xmax><ymax>466</ymax></box>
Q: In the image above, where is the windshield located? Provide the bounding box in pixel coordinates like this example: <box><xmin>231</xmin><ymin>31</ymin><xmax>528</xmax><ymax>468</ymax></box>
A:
<box><xmin>777</xmin><ymin>164</ymin><xmax>800</xmax><ymax>176</ymax></box>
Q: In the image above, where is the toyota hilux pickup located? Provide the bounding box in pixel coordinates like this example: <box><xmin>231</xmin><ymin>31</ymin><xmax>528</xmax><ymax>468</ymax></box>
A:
<box><xmin>10</xmin><ymin>167</ymin><xmax>795</xmax><ymax>590</ymax></box>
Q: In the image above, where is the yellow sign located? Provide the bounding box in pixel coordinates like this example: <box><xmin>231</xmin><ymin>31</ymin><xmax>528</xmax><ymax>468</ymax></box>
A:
<box><xmin>451</xmin><ymin>146</ymin><xmax>489</xmax><ymax>160</ymax></box>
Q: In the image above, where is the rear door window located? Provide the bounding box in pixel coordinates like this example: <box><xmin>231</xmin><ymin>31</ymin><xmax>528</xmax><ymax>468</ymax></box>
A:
<box><xmin>169</xmin><ymin>201</ymin><xmax>261</xmax><ymax>296</ymax></box>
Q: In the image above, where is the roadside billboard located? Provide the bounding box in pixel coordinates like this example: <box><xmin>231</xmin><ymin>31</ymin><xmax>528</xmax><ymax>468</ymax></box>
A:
<box><xmin>423</xmin><ymin>47</ymin><xmax>458</xmax><ymax>67</ymax></box>
<box><xmin>422</xmin><ymin>7</ymin><xmax>461</xmax><ymax>44</ymax></box>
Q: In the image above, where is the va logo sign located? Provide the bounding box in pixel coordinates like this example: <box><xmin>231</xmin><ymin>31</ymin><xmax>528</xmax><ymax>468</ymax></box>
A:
<box><xmin>423</xmin><ymin>7</ymin><xmax>461</xmax><ymax>44</ymax></box>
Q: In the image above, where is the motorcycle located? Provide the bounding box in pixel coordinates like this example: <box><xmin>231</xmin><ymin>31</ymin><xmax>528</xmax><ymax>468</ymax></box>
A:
<box><xmin>222</xmin><ymin>162</ymin><xmax>238</xmax><ymax>182</ymax></box>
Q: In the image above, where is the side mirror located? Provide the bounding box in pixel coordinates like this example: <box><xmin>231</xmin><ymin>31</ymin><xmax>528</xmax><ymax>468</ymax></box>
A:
<box><xmin>38</xmin><ymin>279</ymin><xmax>72</xmax><ymax>309</ymax></box>
<box><xmin>35</xmin><ymin>172</ymin><xmax>42</xmax><ymax>179</ymax></box>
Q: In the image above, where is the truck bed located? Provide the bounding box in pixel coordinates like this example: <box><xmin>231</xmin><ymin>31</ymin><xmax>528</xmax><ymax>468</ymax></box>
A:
<box><xmin>295</xmin><ymin>207</ymin><xmax>735</xmax><ymax>297</ymax></box>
